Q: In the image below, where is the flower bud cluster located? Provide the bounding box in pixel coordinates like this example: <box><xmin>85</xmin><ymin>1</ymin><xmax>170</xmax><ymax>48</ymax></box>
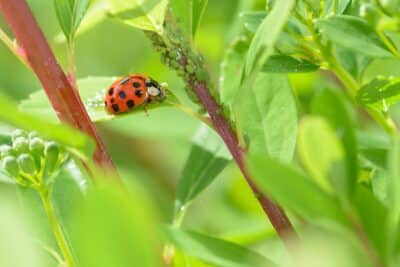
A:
<box><xmin>0</xmin><ymin>129</ymin><xmax>69</xmax><ymax>187</ymax></box>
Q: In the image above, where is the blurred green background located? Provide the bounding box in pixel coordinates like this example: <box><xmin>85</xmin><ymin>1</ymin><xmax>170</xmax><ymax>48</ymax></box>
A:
<box><xmin>3</xmin><ymin>0</ymin><xmax>400</xmax><ymax>265</ymax></box>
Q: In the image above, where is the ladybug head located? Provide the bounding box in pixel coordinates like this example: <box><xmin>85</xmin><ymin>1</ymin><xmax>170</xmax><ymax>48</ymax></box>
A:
<box><xmin>145</xmin><ymin>78</ymin><xmax>167</xmax><ymax>102</ymax></box>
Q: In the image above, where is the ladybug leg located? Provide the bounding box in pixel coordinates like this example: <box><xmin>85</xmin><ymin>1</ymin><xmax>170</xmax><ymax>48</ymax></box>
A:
<box><xmin>143</xmin><ymin>105</ymin><xmax>149</xmax><ymax>116</ymax></box>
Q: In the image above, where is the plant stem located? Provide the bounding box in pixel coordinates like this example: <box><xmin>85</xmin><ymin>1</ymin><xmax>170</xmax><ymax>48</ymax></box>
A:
<box><xmin>39</xmin><ymin>189</ymin><xmax>75</xmax><ymax>267</ymax></box>
<box><xmin>190</xmin><ymin>79</ymin><xmax>297</xmax><ymax>243</ymax></box>
<box><xmin>0</xmin><ymin>0</ymin><xmax>117</xmax><ymax>171</ymax></box>
<box><xmin>377</xmin><ymin>30</ymin><xmax>400</xmax><ymax>60</ymax></box>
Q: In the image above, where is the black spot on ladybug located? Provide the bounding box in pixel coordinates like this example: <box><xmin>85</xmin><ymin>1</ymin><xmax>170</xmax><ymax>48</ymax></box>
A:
<box><xmin>112</xmin><ymin>104</ymin><xmax>119</xmax><ymax>112</ymax></box>
<box><xmin>126</xmin><ymin>100</ymin><xmax>135</xmax><ymax>109</ymax></box>
<box><xmin>120</xmin><ymin>77</ymin><xmax>130</xmax><ymax>85</ymax></box>
<box><xmin>118</xmin><ymin>91</ymin><xmax>126</xmax><ymax>99</ymax></box>
<box><xmin>133</xmin><ymin>81</ymin><xmax>141</xmax><ymax>88</ymax></box>
<box><xmin>108</xmin><ymin>87</ymin><xmax>114</xmax><ymax>96</ymax></box>
<box><xmin>135</xmin><ymin>90</ymin><xmax>143</xmax><ymax>97</ymax></box>
<box><xmin>111</xmin><ymin>98</ymin><xmax>115</xmax><ymax>103</ymax></box>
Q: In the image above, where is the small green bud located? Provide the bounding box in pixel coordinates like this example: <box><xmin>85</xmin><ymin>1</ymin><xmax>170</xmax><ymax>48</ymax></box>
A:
<box><xmin>2</xmin><ymin>156</ymin><xmax>20</xmax><ymax>177</ymax></box>
<box><xmin>0</xmin><ymin>145</ymin><xmax>14</xmax><ymax>158</ymax></box>
<box><xmin>17</xmin><ymin>154</ymin><xmax>37</xmax><ymax>175</ymax></box>
<box><xmin>44</xmin><ymin>142</ymin><xmax>60</xmax><ymax>174</ymax></box>
<box><xmin>13</xmin><ymin>137</ymin><xmax>29</xmax><ymax>154</ymax></box>
<box><xmin>12</xmin><ymin>129</ymin><xmax>27</xmax><ymax>142</ymax></box>
<box><xmin>29</xmin><ymin>137</ymin><xmax>45</xmax><ymax>156</ymax></box>
<box><xmin>185</xmin><ymin>64</ymin><xmax>195</xmax><ymax>74</ymax></box>
<box><xmin>28</xmin><ymin>131</ymin><xmax>39</xmax><ymax>140</ymax></box>
<box><xmin>30</xmin><ymin>137</ymin><xmax>45</xmax><ymax>170</ymax></box>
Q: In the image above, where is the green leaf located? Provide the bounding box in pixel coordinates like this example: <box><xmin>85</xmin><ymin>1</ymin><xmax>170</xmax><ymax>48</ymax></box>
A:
<box><xmin>192</xmin><ymin>0</ymin><xmax>208</xmax><ymax>37</ymax></box>
<box><xmin>389</xmin><ymin>134</ymin><xmax>400</xmax><ymax>210</ymax></box>
<box><xmin>247</xmin><ymin>154</ymin><xmax>348</xmax><ymax>224</ymax></box>
<box><xmin>67</xmin><ymin>0</ymin><xmax>108</xmax><ymax>39</ymax></box>
<box><xmin>312</xmin><ymin>89</ymin><xmax>358</xmax><ymax>199</ymax></box>
<box><xmin>239</xmin><ymin>73</ymin><xmax>297</xmax><ymax>162</ymax></box>
<box><xmin>52</xmin><ymin>163</ymin><xmax>88</xmax><ymax>233</ymax></box>
<box><xmin>72</xmin><ymin>183</ymin><xmax>161</xmax><ymax>267</ymax></box>
<box><xmin>169</xmin><ymin>0</ymin><xmax>207</xmax><ymax>39</ymax></box>
<box><xmin>165</xmin><ymin>227</ymin><xmax>277</xmax><ymax>267</ymax></box>
<box><xmin>225</xmin><ymin>0</ymin><xmax>255</xmax><ymax>43</ymax></box>
<box><xmin>245</xmin><ymin>0</ymin><xmax>295</xmax><ymax>75</ymax></box>
<box><xmin>291</xmin><ymin>222</ymin><xmax>375</xmax><ymax>267</ymax></box>
<box><xmin>387</xmin><ymin>134</ymin><xmax>400</xmax><ymax>248</ymax></box>
<box><xmin>19</xmin><ymin>77</ymin><xmax>175</xmax><ymax>123</ymax></box>
<box><xmin>336</xmin><ymin>46</ymin><xmax>371</xmax><ymax>81</ymax></box>
<box><xmin>262</xmin><ymin>55</ymin><xmax>319</xmax><ymax>73</ymax></box>
<box><xmin>316</xmin><ymin>15</ymin><xmax>392</xmax><ymax>58</ymax></box>
<box><xmin>0</xmin><ymin>94</ymin><xmax>94</xmax><ymax>158</ymax></box>
<box><xmin>54</xmin><ymin>0</ymin><xmax>91</xmax><ymax>41</ymax></box>
<box><xmin>353</xmin><ymin>186</ymin><xmax>388</xmax><ymax>261</ymax></box>
<box><xmin>324</xmin><ymin>0</ymin><xmax>351</xmax><ymax>14</ymax></box>
<box><xmin>371</xmin><ymin>170</ymin><xmax>389</xmax><ymax>206</ymax></box>
<box><xmin>0</xmin><ymin>198</ymin><xmax>42</xmax><ymax>267</ymax></box>
<box><xmin>358</xmin><ymin>131</ymin><xmax>390</xmax><ymax>170</ymax></box>
<box><xmin>220</xmin><ymin>37</ymin><xmax>249</xmax><ymax>111</ymax></box>
<box><xmin>297</xmin><ymin>116</ymin><xmax>345</xmax><ymax>193</ymax></box>
<box><xmin>169</xmin><ymin>0</ymin><xmax>192</xmax><ymax>38</ymax></box>
<box><xmin>107</xmin><ymin>0</ymin><xmax>168</xmax><ymax>33</ymax></box>
<box><xmin>241</xmin><ymin>11</ymin><xmax>266</xmax><ymax>33</ymax></box>
<box><xmin>174</xmin><ymin>126</ymin><xmax>231</xmax><ymax>217</ymax></box>
<box><xmin>357</xmin><ymin>77</ymin><xmax>400</xmax><ymax>112</ymax></box>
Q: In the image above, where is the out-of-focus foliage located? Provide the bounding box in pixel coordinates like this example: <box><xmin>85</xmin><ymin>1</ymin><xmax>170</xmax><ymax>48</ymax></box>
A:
<box><xmin>2</xmin><ymin>0</ymin><xmax>400</xmax><ymax>266</ymax></box>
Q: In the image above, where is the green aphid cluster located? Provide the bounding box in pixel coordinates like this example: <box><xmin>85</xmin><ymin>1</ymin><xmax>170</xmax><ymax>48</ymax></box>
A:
<box><xmin>145</xmin><ymin>28</ymin><xmax>219</xmax><ymax>107</ymax></box>
<box><xmin>0</xmin><ymin>129</ymin><xmax>69</xmax><ymax>188</ymax></box>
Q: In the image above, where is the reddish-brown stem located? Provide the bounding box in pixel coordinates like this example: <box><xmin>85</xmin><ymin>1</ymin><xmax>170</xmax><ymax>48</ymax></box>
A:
<box><xmin>190</xmin><ymin>80</ymin><xmax>297</xmax><ymax>244</ymax></box>
<box><xmin>0</xmin><ymin>0</ymin><xmax>115</xmax><ymax>170</ymax></box>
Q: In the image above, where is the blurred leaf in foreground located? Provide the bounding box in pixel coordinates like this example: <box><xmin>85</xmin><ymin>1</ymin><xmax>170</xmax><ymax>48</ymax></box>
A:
<box><xmin>71</xmin><ymin>182</ymin><xmax>161</xmax><ymax>267</ymax></box>
<box><xmin>166</xmin><ymin>227</ymin><xmax>277</xmax><ymax>267</ymax></box>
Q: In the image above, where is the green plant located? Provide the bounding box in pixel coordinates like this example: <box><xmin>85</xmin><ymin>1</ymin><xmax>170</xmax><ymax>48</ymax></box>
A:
<box><xmin>1</xmin><ymin>0</ymin><xmax>400</xmax><ymax>266</ymax></box>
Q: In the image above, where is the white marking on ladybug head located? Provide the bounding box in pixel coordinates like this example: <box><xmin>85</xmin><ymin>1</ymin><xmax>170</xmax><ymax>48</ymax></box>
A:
<box><xmin>148</xmin><ymin>86</ymin><xmax>160</xmax><ymax>96</ymax></box>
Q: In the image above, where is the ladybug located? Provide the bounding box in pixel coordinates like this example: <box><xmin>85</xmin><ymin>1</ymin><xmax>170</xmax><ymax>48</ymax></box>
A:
<box><xmin>104</xmin><ymin>74</ymin><xmax>166</xmax><ymax>114</ymax></box>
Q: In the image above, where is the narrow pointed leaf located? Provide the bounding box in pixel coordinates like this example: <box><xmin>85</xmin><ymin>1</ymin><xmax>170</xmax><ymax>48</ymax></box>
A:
<box><xmin>192</xmin><ymin>0</ymin><xmax>208</xmax><ymax>37</ymax></box>
<box><xmin>247</xmin><ymin>154</ymin><xmax>348</xmax><ymax>224</ymax></box>
<box><xmin>165</xmin><ymin>227</ymin><xmax>277</xmax><ymax>267</ymax></box>
<box><xmin>175</xmin><ymin>126</ymin><xmax>231</xmax><ymax>215</ymax></box>
<box><xmin>245</xmin><ymin>0</ymin><xmax>295</xmax><ymax>75</ymax></box>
